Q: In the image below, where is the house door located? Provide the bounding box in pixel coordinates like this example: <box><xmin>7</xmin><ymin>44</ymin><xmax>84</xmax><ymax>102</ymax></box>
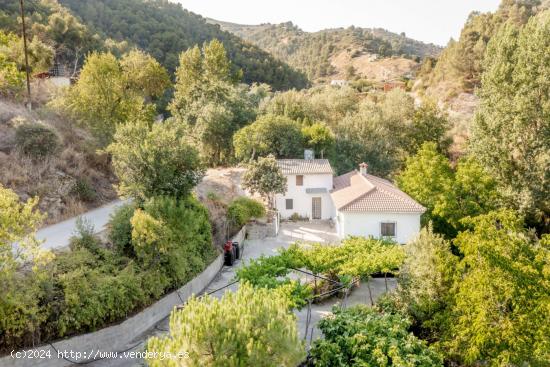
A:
<box><xmin>312</xmin><ymin>197</ymin><xmax>322</xmax><ymax>219</ymax></box>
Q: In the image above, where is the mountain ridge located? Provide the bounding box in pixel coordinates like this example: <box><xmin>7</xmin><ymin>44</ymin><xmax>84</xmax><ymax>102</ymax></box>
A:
<box><xmin>209</xmin><ymin>18</ymin><xmax>442</xmax><ymax>81</ymax></box>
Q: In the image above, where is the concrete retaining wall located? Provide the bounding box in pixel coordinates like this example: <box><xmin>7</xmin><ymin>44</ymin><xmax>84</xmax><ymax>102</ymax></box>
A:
<box><xmin>0</xmin><ymin>252</ymin><xmax>227</xmax><ymax>367</ymax></box>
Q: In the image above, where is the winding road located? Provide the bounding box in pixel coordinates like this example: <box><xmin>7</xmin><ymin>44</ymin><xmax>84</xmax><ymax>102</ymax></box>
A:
<box><xmin>36</xmin><ymin>200</ymin><xmax>127</xmax><ymax>250</ymax></box>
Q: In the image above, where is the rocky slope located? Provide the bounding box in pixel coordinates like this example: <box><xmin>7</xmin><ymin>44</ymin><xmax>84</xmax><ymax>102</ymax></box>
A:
<box><xmin>211</xmin><ymin>19</ymin><xmax>442</xmax><ymax>81</ymax></box>
<box><xmin>0</xmin><ymin>98</ymin><xmax>117</xmax><ymax>225</ymax></box>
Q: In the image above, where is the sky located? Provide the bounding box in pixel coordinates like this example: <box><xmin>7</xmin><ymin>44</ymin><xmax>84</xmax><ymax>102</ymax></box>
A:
<box><xmin>178</xmin><ymin>0</ymin><xmax>501</xmax><ymax>46</ymax></box>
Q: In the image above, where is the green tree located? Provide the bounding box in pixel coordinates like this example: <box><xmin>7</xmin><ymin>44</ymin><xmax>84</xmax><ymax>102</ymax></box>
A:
<box><xmin>0</xmin><ymin>185</ymin><xmax>51</xmax><ymax>349</ymax></box>
<box><xmin>310</xmin><ymin>305</ymin><xmax>444</xmax><ymax>367</ymax></box>
<box><xmin>0</xmin><ymin>52</ymin><xmax>24</xmax><ymax>96</ymax></box>
<box><xmin>107</xmin><ymin>119</ymin><xmax>204</xmax><ymax>202</ymax></box>
<box><xmin>169</xmin><ymin>40</ymin><xmax>256</xmax><ymax>165</ymax></box>
<box><xmin>60</xmin><ymin>0</ymin><xmax>309</xmax><ymax>89</ymax></box>
<box><xmin>398</xmin><ymin>142</ymin><xmax>499</xmax><ymax>237</ymax></box>
<box><xmin>31</xmin><ymin>7</ymin><xmax>98</xmax><ymax>75</ymax></box>
<box><xmin>397</xmin><ymin>143</ymin><xmax>454</xmax><ymax>234</ymax></box>
<box><xmin>1</xmin><ymin>32</ymin><xmax>54</xmax><ymax>75</ymax></box>
<box><xmin>55</xmin><ymin>51</ymin><xmax>169</xmax><ymax>145</ymax></box>
<box><xmin>146</xmin><ymin>283</ymin><xmax>305</xmax><ymax>366</ymax></box>
<box><xmin>301</xmin><ymin>122</ymin><xmax>335</xmax><ymax>158</ymax></box>
<box><xmin>0</xmin><ymin>185</ymin><xmax>47</xmax><ymax>282</ymax></box>
<box><xmin>331</xmin><ymin>90</ymin><xmax>412</xmax><ymax>176</ymax></box>
<box><xmin>404</xmin><ymin>99</ymin><xmax>451</xmax><ymax>155</ymax></box>
<box><xmin>445</xmin><ymin>210</ymin><xmax>550</xmax><ymax>365</ymax></box>
<box><xmin>0</xmin><ymin>31</ymin><xmax>52</xmax><ymax>96</ymax></box>
<box><xmin>241</xmin><ymin>155</ymin><xmax>287</xmax><ymax>208</ymax></box>
<box><xmin>396</xmin><ymin>226</ymin><xmax>458</xmax><ymax>341</ymax></box>
<box><xmin>470</xmin><ymin>11</ymin><xmax>550</xmax><ymax>229</ymax></box>
<box><xmin>131</xmin><ymin>196</ymin><xmax>214</xmax><ymax>285</ymax></box>
<box><xmin>442</xmin><ymin>157</ymin><xmax>500</xmax><ymax>228</ymax></box>
<box><xmin>233</xmin><ymin>114</ymin><xmax>304</xmax><ymax>161</ymax></box>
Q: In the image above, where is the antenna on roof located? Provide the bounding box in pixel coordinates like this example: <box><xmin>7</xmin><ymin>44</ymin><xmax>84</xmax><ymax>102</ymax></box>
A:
<box><xmin>304</xmin><ymin>149</ymin><xmax>314</xmax><ymax>160</ymax></box>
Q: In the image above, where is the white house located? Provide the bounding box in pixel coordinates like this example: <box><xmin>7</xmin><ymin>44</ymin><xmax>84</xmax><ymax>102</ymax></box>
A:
<box><xmin>331</xmin><ymin>163</ymin><xmax>425</xmax><ymax>243</ymax></box>
<box><xmin>275</xmin><ymin>158</ymin><xmax>334</xmax><ymax>220</ymax></box>
<box><xmin>330</xmin><ymin>79</ymin><xmax>349</xmax><ymax>87</ymax></box>
<box><xmin>274</xmin><ymin>158</ymin><xmax>425</xmax><ymax>243</ymax></box>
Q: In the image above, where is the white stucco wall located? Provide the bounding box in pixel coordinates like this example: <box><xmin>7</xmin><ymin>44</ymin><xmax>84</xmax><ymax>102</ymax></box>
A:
<box><xmin>275</xmin><ymin>173</ymin><xmax>335</xmax><ymax>220</ymax></box>
<box><xmin>337</xmin><ymin>211</ymin><xmax>421</xmax><ymax>244</ymax></box>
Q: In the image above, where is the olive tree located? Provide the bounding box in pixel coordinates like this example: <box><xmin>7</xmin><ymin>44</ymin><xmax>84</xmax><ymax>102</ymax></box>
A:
<box><xmin>108</xmin><ymin>119</ymin><xmax>204</xmax><ymax>202</ymax></box>
<box><xmin>55</xmin><ymin>51</ymin><xmax>169</xmax><ymax>146</ymax></box>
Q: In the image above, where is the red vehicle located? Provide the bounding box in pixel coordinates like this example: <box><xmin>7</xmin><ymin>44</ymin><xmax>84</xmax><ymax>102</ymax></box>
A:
<box><xmin>224</xmin><ymin>241</ymin><xmax>241</xmax><ymax>266</ymax></box>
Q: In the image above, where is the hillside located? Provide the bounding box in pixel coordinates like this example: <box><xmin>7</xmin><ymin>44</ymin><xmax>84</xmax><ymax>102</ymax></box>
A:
<box><xmin>0</xmin><ymin>0</ymin><xmax>308</xmax><ymax>90</ymax></box>
<box><xmin>58</xmin><ymin>0</ymin><xmax>308</xmax><ymax>90</ymax></box>
<box><xmin>211</xmin><ymin>19</ymin><xmax>442</xmax><ymax>81</ymax></box>
<box><xmin>418</xmin><ymin>0</ymin><xmax>550</xmax><ymax>101</ymax></box>
<box><xmin>414</xmin><ymin>0</ymin><xmax>550</xmax><ymax>153</ymax></box>
<box><xmin>0</xmin><ymin>98</ymin><xmax>117</xmax><ymax>225</ymax></box>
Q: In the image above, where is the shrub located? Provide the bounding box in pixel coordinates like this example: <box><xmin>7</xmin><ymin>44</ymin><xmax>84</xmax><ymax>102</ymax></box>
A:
<box><xmin>1</xmin><ymin>194</ymin><xmax>217</xmax><ymax>350</ymax></box>
<box><xmin>236</xmin><ymin>254</ymin><xmax>311</xmax><ymax>308</ymax></box>
<box><xmin>55</xmin><ymin>264</ymin><xmax>145</xmax><ymax>336</ymax></box>
<box><xmin>146</xmin><ymin>283</ymin><xmax>306</xmax><ymax>366</ymax></box>
<box><xmin>108</xmin><ymin>203</ymin><xmax>136</xmax><ymax>256</ymax></box>
<box><xmin>42</xmin><ymin>248</ymin><xmax>171</xmax><ymax>340</ymax></box>
<box><xmin>289</xmin><ymin>212</ymin><xmax>308</xmax><ymax>221</ymax></box>
<box><xmin>131</xmin><ymin>196</ymin><xmax>216</xmax><ymax>285</ymax></box>
<box><xmin>227</xmin><ymin>196</ymin><xmax>265</xmax><ymax>227</ymax></box>
<box><xmin>309</xmin><ymin>305</ymin><xmax>444</xmax><ymax>367</ymax></box>
<box><xmin>395</xmin><ymin>226</ymin><xmax>458</xmax><ymax>341</ymax></box>
<box><xmin>69</xmin><ymin>217</ymin><xmax>101</xmax><ymax>255</ymax></box>
<box><xmin>70</xmin><ymin>178</ymin><xmax>97</xmax><ymax>202</ymax></box>
<box><xmin>14</xmin><ymin>123</ymin><xmax>60</xmax><ymax>159</ymax></box>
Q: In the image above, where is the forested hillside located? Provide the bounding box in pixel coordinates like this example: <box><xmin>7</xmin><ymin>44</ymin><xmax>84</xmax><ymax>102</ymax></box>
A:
<box><xmin>0</xmin><ymin>0</ymin><xmax>308</xmax><ymax>90</ymax></box>
<box><xmin>58</xmin><ymin>0</ymin><xmax>308</xmax><ymax>90</ymax></box>
<box><xmin>212</xmin><ymin>19</ymin><xmax>442</xmax><ymax>81</ymax></box>
<box><xmin>417</xmin><ymin>0</ymin><xmax>549</xmax><ymax>100</ymax></box>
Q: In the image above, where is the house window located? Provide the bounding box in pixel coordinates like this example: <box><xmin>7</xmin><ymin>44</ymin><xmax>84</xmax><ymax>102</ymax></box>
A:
<box><xmin>380</xmin><ymin>222</ymin><xmax>396</xmax><ymax>237</ymax></box>
<box><xmin>286</xmin><ymin>199</ymin><xmax>293</xmax><ymax>210</ymax></box>
<box><xmin>296</xmin><ymin>175</ymin><xmax>304</xmax><ymax>186</ymax></box>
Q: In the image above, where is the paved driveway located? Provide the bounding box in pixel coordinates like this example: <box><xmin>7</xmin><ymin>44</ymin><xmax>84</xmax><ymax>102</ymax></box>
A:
<box><xmin>91</xmin><ymin>221</ymin><xmax>395</xmax><ymax>366</ymax></box>
<box><xmin>36</xmin><ymin>200</ymin><xmax>127</xmax><ymax>250</ymax></box>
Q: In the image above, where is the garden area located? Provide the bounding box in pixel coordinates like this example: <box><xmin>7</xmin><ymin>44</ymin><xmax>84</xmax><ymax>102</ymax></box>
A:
<box><xmin>146</xmin><ymin>210</ymin><xmax>550</xmax><ymax>367</ymax></box>
<box><xmin>145</xmin><ymin>235</ymin><xmax>445</xmax><ymax>366</ymax></box>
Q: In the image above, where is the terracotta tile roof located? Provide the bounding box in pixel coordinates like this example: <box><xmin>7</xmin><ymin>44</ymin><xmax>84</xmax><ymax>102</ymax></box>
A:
<box><xmin>331</xmin><ymin>171</ymin><xmax>426</xmax><ymax>213</ymax></box>
<box><xmin>277</xmin><ymin>159</ymin><xmax>333</xmax><ymax>175</ymax></box>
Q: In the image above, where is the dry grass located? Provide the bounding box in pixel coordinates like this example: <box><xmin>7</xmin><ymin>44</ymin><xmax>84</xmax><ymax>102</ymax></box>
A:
<box><xmin>0</xmin><ymin>98</ymin><xmax>117</xmax><ymax>226</ymax></box>
<box><xmin>330</xmin><ymin>51</ymin><xmax>419</xmax><ymax>82</ymax></box>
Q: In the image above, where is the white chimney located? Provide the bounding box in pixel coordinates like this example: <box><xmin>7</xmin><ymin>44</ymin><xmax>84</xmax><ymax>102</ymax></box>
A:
<box><xmin>304</xmin><ymin>149</ymin><xmax>315</xmax><ymax>160</ymax></box>
<box><xmin>359</xmin><ymin>162</ymin><xmax>368</xmax><ymax>175</ymax></box>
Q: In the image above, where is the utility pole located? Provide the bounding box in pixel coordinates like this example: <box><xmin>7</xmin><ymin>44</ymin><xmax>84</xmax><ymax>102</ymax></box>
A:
<box><xmin>19</xmin><ymin>0</ymin><xmax>32</xmax><ymax>111</ymax></box>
